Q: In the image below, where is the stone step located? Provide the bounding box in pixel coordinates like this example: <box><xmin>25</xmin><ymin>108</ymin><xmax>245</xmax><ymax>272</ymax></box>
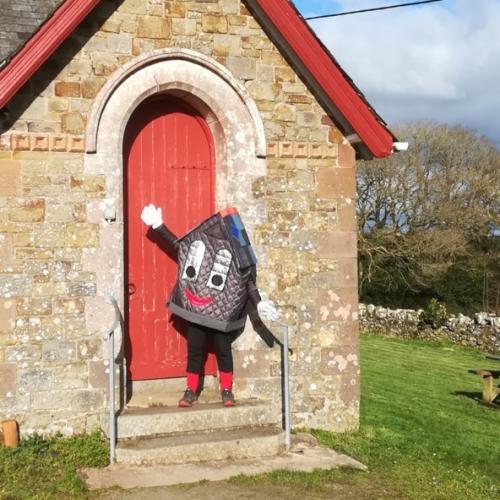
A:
<box><xmin>115</xmin><ymin>426</ymin><xmax>285</xmax><ymax>466</ymax></box>
<box><xmin>116</xmin><ymin>399</ymin><xmax>281</xmax><ymax>440</ymax></box>
<box><xmin>126</xmin><ymin>377</ymin><xmax>221</xmax><ymax>408</ymax></box>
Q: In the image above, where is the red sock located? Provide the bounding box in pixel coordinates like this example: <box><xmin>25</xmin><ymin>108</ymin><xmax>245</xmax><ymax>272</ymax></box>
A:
<box><xmin>219</xmin><ymin>371</ymin><xmax>233</xmax><ymax>391</ymax></box>
<box><xmin>186</xmin><ymin>372</ymin><xmax>199</xmax><ymax>392</ymax></box>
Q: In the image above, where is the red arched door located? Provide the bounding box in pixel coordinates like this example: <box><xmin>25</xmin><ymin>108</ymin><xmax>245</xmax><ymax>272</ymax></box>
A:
<box><xmin>124</xmin><ymin>96</ymin><xmax>217</xmax><ymax>380</ymax></box>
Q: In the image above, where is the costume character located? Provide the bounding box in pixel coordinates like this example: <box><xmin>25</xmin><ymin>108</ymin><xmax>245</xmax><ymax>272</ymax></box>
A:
<box><xmin>141</xmin><ymin>204</ymin><xmax>278</xmax><ymax>407</ymax></box>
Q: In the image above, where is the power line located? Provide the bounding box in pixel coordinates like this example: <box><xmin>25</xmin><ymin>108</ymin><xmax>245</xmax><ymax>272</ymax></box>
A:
<box><xmin>304</xmin><ymin>0</ymin><xmax>443</xmax><ymax>21</ymax></box>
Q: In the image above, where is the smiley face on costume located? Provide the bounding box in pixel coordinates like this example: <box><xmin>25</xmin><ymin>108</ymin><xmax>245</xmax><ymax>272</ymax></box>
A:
<box><xmin>181</xmin><ymin>239</ymin><xmax>232</xmax><ymax>307</ymax></box>
<box><xmin>167</xmin><ymin>211</ymin><xmax>255</xmax><ymax>330</ymax></box>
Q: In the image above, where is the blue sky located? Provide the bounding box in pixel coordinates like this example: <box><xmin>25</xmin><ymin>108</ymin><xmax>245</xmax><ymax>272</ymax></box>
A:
<box><xmin>291</xmin><ymin>0</ymin><xmax>500</xmax><ymax>145</ymax></box>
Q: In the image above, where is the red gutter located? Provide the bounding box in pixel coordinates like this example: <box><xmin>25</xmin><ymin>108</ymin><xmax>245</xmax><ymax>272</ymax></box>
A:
<box><xmin>254</xmin><ymin>0</ymin><xmax>394</xmax><ymax>158</ymax></box>
<box><xmin>0</xmin><ymin>0</ymin><xmax>102</xmax><ymax>110</ymax></box>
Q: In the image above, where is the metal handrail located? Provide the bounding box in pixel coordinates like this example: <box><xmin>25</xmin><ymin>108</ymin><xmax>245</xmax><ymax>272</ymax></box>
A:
<box><xmin>102</xmin><ymin>298</ymin><xmax>290</xmax><ymax>456</ymax></box>
<box><xmin>102</xmin><ymin>294</ymin><xmax>123</xmax><ymax>463</ymax></box>
<box><xmin>282</xmin><ymin>323</ymin><xmax>291</xmax><ymax>450</ymax></box>
<box><xmin>274</xmin><ymin>321</ymin><xmax>291</xmax><ymax>450</ymax></box>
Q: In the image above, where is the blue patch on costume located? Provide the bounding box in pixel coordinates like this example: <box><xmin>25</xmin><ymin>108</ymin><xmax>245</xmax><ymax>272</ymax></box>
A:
<box><xmin>229</xmin><ymin>216</ymin><xmax>247</xmax><ymax>246</ymax></box>
<box><xmin>222</xmin><ymin>212</ymin><xmax>257</xmax><ymax>268</ymax></box>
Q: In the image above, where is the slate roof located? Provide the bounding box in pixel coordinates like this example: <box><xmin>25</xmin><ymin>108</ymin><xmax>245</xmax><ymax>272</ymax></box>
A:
<box><xmin>0</xmin><ymin>0</ymin><xmax>63</xmax><ymax>67</ymax></box>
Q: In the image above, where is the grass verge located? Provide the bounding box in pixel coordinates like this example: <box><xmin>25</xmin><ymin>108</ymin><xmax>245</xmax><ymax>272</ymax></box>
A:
<box><xmin>2</xmin><ymin>335</ymin><xmax>499</xmax><ymax>499</ymax></box>
<box><xmin>235</xmin><ymin>334</ymin><xmax>500</xmax><ymax>499</ymax></box>
<box><xmin>0</xmin><ymin>430</ymin><xmax>108</xmax><ymax>499</ymax></box>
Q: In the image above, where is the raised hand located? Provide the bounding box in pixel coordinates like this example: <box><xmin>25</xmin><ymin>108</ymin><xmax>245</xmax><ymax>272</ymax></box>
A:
<box><xmin>140</xmin><ymin>203</ymin><xmax>163</xmax><ymax>229</ymax></box>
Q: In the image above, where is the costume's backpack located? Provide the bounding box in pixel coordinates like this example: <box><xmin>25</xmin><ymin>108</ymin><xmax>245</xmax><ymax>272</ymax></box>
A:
<box><xmin>167</xmin><ymin>208</ymin><xmax>258</xmax><ymax>332</ymax></box>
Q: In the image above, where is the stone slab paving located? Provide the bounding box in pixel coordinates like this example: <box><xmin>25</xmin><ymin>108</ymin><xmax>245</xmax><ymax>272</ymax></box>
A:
<box><xmin>81</xmin><ymin>434</ymin><xmax>366</xmax><ymax>491</ymax></box>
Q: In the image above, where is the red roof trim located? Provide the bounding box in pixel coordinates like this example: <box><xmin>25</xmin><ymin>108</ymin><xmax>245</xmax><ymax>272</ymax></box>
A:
<box><xmin>251</xmin><ymin>0</ymin><xmax>394</xmax><ymax>158</ymax></box>
<box><xmin>0</xmin><ymin>0</ymin><xmax>101</xmax><ymax>110</ymax></box>
<box><xmin>0</xmin><ymin>0</ymin><xmax>394</xmax><ymax>158</ymax></box>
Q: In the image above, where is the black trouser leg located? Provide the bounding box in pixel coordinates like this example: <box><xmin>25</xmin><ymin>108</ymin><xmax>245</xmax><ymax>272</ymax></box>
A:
<box><xmin>185</xmin><ymin>322</ymin><xmax>233</xmax><ymax>373</ymax></box>
<box><xmin>186</xmin><ymin>322</ymin><xmax>207</xmax><ymax>374</ymax></box>
<box><xmin>213</xmin><ymin>331</ymin><xmax>233</xmax><ymax>373</ymax></box>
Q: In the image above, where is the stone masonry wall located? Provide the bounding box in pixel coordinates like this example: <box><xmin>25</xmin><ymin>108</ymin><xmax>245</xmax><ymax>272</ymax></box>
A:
<box><xmin>0</xmin><ymin>0</ymin><xmax>359</xmax><ymax>434</ymax></box>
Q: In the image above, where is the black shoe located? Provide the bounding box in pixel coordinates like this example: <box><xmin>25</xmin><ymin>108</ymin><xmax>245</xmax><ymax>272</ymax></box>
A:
<box><xmin>178</xmin><ymin>389</ymin><xmax>197</xmax><ymax>408</ymax></box>
<box><xmin>221</xmin><ymin>389</ymin><xmax>236</xmax><ymax>407</ymax></box>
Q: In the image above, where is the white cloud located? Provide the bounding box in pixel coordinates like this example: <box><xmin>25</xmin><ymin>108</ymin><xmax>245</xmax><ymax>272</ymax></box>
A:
<box><xmin>308</xmin><ymin>0</ymin><xmax>500</xmax><ymax>144</ymax></box>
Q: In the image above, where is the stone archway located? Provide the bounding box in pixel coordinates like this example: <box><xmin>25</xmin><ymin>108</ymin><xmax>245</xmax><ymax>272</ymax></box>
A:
<box><xmin>85</xmin><ymin>48</ymin><xmax>266</xmax><ymax>159</ymax></box>
<box><xmin>82</xmin><ymin>48</ymin><xmax>268</xmax><ymax>340</ymax></box>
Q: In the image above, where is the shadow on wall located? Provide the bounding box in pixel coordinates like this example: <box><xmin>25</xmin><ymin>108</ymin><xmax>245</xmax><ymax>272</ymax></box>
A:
<box><xmin>0</xmin><ymin>0</ymin><xmax>125</xmax><ymax>134</ymax></box>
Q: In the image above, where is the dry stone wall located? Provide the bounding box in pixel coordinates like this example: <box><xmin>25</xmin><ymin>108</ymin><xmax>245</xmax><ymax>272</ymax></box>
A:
<box><xmin>0</xmin><ymin>0</ymin><xmax>359</xmax><ymax>434</ymax></box>
<box><xmin>359</xmin><ymin>303</ymin><xmax>500</xmax><ymax>353</ymax></box>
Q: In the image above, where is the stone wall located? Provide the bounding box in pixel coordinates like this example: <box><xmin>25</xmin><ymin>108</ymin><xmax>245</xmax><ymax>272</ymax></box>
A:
<box><xmin>359</xmin><ymin>303</ymin><xmax>500</xmax><ymax>353</ymax></box>
<box><xmin>0</xmin><ymin>0</ymin><xmax>359</xmax><ymax>435</ymax></box>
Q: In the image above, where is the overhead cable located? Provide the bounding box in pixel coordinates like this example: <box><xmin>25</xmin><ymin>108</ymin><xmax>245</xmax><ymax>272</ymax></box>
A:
<box><xmin>305</xmin><ymin>0</ymin><xmax>444</xmax><ymax>21</ymax></box>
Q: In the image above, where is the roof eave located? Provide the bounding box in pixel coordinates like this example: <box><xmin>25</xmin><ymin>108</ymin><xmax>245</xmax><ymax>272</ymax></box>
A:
<box><xmin>0</xmin><ymin>0</ymin><xmax>396</xmax><ymax>160</ymax></box>
<box><xmin>244</xmin><ymin>0</ymin><xmax>396</xmax><ymax>160</ymax></box>
<box><xmin>0</xmin><ymin>0</ymin><xmax>102</xmax><ymax>110</ymax></box>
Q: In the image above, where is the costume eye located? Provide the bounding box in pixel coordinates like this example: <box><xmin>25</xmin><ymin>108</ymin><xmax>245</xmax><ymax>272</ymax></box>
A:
<box><xmin>181</xmin><ymin>240</ymin><xmax>206</xmax><ymax>282</ymax></box>
<box><xmin>211</xmin><ymin>275</ymin><xmax>223</xmax><ymax>286</ymax></box>
<box><xmin>207</xmin><ymin>249</ymin><xmax>232</xmax><ymax>291</ymax></box>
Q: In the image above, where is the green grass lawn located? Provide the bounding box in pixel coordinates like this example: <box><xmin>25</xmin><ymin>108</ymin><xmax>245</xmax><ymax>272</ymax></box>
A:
<box><xmin>236</xmin><ymin>334</ymin><xmax>500</xmax><ymax>499</ymax></box>
<box><xmin>314</xmin><ymin>334</ymin><xmax>500</xmax><ymax>498</ymax></box>
<box><xmin>1</xmin><ymin>334</ymin><xmax>499</xmax><ymax>499</ymax></box>
<box><xmin>0</xmin><ymin>431</ymin><xmax>108</xmax><ymax>499</ymax></box>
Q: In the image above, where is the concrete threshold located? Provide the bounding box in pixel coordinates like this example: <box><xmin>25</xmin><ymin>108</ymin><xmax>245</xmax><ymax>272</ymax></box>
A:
<box><xmin>81</xmin><ymin>434</ymin><xmax>367</xmax><ymax>491</ymax></box>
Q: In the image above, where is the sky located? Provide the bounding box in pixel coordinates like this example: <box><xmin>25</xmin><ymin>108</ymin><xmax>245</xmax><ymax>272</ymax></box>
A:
<box><xmin>291</xmin><ymin>0</ymin><xmax>500</xmax><ymax>146</ymax></box>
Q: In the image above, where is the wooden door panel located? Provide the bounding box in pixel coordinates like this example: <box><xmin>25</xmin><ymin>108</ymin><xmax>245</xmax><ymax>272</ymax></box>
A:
<box><xmin>124</xmin><ymin>97</ymin><xmax>216</xmax><ymax>380</ymax></box>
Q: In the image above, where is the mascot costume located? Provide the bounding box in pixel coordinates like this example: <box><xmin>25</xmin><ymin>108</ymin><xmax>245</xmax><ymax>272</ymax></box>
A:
<box><xmin>141</xmin><ymin>204</ymin><xmax>278</xmax><ymax>407</ymax></box>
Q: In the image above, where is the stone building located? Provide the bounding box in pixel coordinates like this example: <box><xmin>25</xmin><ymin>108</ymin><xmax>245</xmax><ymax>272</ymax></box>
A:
<box><xmin>0</xmin><ymin>0</ymin><xmax>396</xmax><ymax>449</ymax></box>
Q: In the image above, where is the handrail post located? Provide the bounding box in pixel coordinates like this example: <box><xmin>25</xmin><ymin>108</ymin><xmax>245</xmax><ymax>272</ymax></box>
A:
<box><xmin>108</xmin><ymin>327</ymin><xmax>116</xmax><ymax>463</ymax></box>
<box><xmin>103</xmin><ymin>294</ymin><xmax>122</xmax><ymax>465</ymax></box>
<box><xmin>282</xmin><ymin>323</ymin><xmax>291</xmax><ymax>450</ymax></box>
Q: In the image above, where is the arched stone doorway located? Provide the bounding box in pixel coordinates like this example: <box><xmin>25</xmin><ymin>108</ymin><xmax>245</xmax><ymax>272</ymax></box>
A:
<box><xmin>82</xmin><ymin>49</ymin><xmax>267</xmax><ymax>382</ymax></box>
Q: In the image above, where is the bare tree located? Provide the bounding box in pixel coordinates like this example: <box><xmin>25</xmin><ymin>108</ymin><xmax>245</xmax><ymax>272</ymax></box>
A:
<box><xmin>357</xmin><ymin>123</ymin><xmax>500</xmax><ymax>312</ymax></box>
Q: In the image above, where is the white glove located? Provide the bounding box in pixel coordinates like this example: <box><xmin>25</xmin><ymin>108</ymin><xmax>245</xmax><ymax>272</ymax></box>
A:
<box><xmin>258</xmin><ymin>300</ymin><xmax>279</xmax><ymax>321</ymax></box>
<box><xmin>141</xmin><ymin>204</ymin><xmax>163</xmax><ymax>229</ymax></box>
